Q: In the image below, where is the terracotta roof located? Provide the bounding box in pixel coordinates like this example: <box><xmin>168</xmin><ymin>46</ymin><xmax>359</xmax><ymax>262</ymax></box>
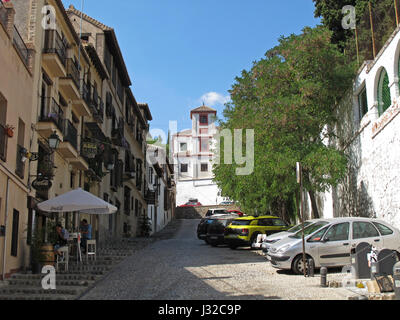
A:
<box><xmin>66</xmin><ymin>5</ymin><xmax>131</xmax><ymax>86</ymax></box>
<box><xmin>191</xmin><ymin>105</ymin><xmax>216</xmax><ymax>113</ymax></box>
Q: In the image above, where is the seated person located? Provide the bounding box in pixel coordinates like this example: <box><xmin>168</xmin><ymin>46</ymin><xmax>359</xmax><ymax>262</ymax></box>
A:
<box><xmin>54</xmin><ymin>223</ymin><xmax>69</xmax><ymax>256</ymax></box>
<box><xmin>80</xmin><ymin>219</ymin><xmax>92</xmax><ymax>252</ymax></box>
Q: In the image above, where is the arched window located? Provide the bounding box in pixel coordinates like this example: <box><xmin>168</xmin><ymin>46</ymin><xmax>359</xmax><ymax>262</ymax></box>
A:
<box><xmin>377</xmin><ymin>68</ymin><xmax>391</xmax><ymax>116</ymax></box>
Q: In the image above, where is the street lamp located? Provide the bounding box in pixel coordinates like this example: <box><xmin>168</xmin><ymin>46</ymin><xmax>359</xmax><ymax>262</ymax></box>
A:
<box><xmin>48</xmin><ymin>131</ymin><xmax>61</xmax><ymax>150</ymax></box>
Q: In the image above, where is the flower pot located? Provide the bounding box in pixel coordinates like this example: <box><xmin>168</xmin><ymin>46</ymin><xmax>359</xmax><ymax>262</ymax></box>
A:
<box><xmin>4</xmin><ymin>127</ymin><xmax>14</xmax><ymax>138</ymax></box>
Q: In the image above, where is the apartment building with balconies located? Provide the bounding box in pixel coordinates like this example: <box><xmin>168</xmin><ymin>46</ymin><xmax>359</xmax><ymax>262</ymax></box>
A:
<box><xmin>0</xmin><ymin>0</ymin><xmax>37</xmax><ymax>280</ymax></box>
<box><xmin>66</xmin><ymin>5</ymin><xmax>152</xmax><ymax>240</ymax></box>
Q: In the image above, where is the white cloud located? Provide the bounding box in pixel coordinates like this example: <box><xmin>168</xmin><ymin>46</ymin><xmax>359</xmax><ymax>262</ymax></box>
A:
<box><xmin>199</xmin><ymin>92</ymin><xmax>230</xmax><ymax>107</ymax></box>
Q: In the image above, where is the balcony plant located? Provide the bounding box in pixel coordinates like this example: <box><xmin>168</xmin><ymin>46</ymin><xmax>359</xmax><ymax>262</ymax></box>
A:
<box><xmin>4</xmin><ymin>125</ymin><xmax>15</xmax><ymax>138</ymax></box>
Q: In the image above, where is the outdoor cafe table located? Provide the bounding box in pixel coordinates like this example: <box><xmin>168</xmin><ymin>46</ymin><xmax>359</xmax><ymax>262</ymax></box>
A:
<box><xmin>68</xmin><ymin>232</ymin><xmax>82</xmax><ymax>263</ymax></box>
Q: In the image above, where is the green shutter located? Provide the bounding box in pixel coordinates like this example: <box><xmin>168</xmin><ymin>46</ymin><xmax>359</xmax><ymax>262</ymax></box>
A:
<box><xmin>378</xmin><ymin>69</ymin><xmax>391</xmax><ymax>116</ymax></box>
<box><xmin>358</xmin><ymin>87</ymin><xmax>368</xmax><ymax>120</ymax></box>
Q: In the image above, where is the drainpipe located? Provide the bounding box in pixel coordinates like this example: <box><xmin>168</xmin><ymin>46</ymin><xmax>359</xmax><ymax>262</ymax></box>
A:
<box><xmin>2</xmin><ymin>177</ymin><xmax>10</xmax><ymax>281</ymax></box>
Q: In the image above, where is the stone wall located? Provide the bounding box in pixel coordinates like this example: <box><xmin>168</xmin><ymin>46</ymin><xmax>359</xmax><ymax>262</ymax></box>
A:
<box><xmin>175</xmin><ymin>205</ymin><xmax>241</xmax><ymax>219</ymax></box>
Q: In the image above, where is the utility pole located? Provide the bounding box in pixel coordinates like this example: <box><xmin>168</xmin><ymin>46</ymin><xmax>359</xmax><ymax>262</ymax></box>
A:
<box><xmin>297</xmin><ymin>162</ymin><xmax>307</xmax><ymax>277</ymax></box>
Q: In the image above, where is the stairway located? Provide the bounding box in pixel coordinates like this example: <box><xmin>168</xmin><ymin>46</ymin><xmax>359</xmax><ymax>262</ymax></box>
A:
<box><xmin>0</xmin><ymin>238</ymin><xmax>152</xmax><ymax>300</ymax></box>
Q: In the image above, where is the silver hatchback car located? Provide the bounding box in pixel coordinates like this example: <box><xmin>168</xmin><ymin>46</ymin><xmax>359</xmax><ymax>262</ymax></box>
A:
<box><xmin>266</xmin><ymin>217</ymin><xmax>400</xmax><ymax>274</ymax></box>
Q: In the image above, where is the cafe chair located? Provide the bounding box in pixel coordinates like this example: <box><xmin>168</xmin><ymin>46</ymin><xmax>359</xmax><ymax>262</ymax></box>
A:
<box><xmin>86</xmin><ymin>240</ymin><xmax>97</xmax><ymax>262</ymax></box>
<box><xmin>56</xmin><ymin>246</ymin><xmax>69</xmax><ymax>272</ymax></box>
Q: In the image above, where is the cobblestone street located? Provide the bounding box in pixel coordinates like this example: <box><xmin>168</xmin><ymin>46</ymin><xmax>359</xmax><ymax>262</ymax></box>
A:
<box><xmin>80</xmin><ymin>220</ymin><xmax>353</xmax><ymax>300</ymax></box>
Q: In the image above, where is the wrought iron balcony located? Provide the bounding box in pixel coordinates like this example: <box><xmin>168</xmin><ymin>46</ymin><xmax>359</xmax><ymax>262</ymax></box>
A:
<box><xmin>66</xmin><ymin>58</ymin><xmax>80</xmax><ymax>90</ymax></box>
<box><xmin>13</xmin><ymin>26</ymin><xmax>29</xmax><ymax>66</ymax></box>
<box><xmin>43</xmin><ymin>30</ymin><xmax>67</xmax><ymax>67</ymax></box>
<box><xmin>63</xmin><ymin>119</ymin><xmax>78</xmax><ymax>151</ymax></box>
<box><xmin>39</xmin><ymin>97</ymin><xmax>65</xmax><ymax>133</ymax></box>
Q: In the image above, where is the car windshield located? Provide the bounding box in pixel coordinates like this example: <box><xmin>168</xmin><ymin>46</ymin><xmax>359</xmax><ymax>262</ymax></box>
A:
<box><xmin>289</xmin><ymin>221</ymin><xmax>329</xmax><ymax>239</ymax></box>
<box><xmin>230</xmin><ymin>220</ymin><xmax>252</xmax><ymax>226</ymax></box>
<box><xmin>287</xmin><ymin>221</ymin><xmax>314</xmax><ymax>233</ymax></box>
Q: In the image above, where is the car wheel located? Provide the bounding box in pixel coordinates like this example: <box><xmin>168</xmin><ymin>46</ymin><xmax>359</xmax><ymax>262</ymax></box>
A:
<box><xmin>292</xmin><ymin>255</ymin><xmax>313</xmax><ymax>275</ymax></box>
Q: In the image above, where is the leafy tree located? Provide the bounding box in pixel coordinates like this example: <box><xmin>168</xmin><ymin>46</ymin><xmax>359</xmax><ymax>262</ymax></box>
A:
<box><xmin>213</xmin><ymin>26</ymin><xmax>356</xmax><ymax>221</ymax></box>
<box><xmin>313</xmin><ymin>0</ymin><xmax>399</xmax><ymax>62</ymax></box>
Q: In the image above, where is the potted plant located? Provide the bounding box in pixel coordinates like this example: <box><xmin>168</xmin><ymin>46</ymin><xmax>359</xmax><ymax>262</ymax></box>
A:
<box><xmin>30</xmin><ymin>227</ymin><xmax>45</xmax><ymax>274</ymax></box>
<box><xmin>140</xmin><ymin>215</ymin><xmax>152</xmax><ymax>237</ymax></box>
<box><xmin>4</xmin><ymin>125</ymin><xmax>15</xmax><ymax>138</ymax></box>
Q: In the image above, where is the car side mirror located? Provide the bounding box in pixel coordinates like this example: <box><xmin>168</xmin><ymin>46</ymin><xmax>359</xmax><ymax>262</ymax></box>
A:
<box><xmin>322</xmin><ymin>237</ymin><xmax>329</xmax><ymax>243</ymax></box>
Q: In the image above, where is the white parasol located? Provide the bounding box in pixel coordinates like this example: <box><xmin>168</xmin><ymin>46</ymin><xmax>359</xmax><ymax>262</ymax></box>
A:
<box><xmin>37</xmin><ymin>188</ymin><xmax>117</xmax><ymax>215</ymax></box>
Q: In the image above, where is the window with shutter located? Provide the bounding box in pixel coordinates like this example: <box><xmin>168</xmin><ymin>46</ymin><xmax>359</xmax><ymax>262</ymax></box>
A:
<box><xmin>11</xmin><ymin>210</ymin><xmax>19</xmax><ymax>257</ymax></box>
<box><xmin>378</xmin><ymin>69</ymin><xmax>391</xmax><ymax>116</ymax></box>
<box><xmin>358</xmin><ymin>86</ymin><xmax>368</xmax><ymax>121</ymax></box>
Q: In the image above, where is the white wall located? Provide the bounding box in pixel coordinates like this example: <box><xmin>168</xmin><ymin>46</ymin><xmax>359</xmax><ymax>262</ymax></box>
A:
<box><xmin>321</xmin><ymin>27</ymin><xmax>400</xmax><ymax>229</ymax></box>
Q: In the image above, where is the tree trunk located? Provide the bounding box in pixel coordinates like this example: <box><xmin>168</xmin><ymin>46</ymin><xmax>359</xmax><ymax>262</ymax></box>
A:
<box><xmin>308</xmin><ymin>189</ymin><xmax>320</xmax><ymax>219</ymax></box>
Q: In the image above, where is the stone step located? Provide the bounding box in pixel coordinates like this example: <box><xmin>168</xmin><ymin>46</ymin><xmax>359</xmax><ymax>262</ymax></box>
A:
<box><xmin>7</xmin><ymin>279</ymin><xmax>94</xmax><ymax>287</ymax></box>
<box><xmin>0</xmin><ymin>294</ymin><xmax>73</xmax><ymax>300</ymax></box>
<box><xmin>0</xmin><ymin>285</ymin><xmax>85</xmax><ymax>296</ymax></box>
<box><xmin>11</xmin><ymin>274</ymin><xmax>99</xmax><ymax>281</ymax></box>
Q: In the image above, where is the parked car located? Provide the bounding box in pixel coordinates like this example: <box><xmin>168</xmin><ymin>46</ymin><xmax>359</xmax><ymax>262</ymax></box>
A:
<box><xmin>266</xmin><ymin>217</ymin><xmax>400</xmax><ymax>275</ymax></box>
<box><xmin>180</xmin><ymin>198</ymin><xmax>202</xmax><ymax>207</ymax></box>
<box><xmin>197</xmin><ymin>214</ymin><xmax>232</xmax><ymax>242</ymax></box>
<box><xmin>205</xmin><ymin>214</ymin><xmax>240</xmax><ymax>247</ymax></box>
<box><xmin>224</xmin><ymin>215</ymin><xmax>291</xmax><ymax>249</ymax></box>
<box><xmin>219</xmin><ymin>201</ymin><xmax>235</xmax><ymax>205</ymax></box>
<box><xmin>205</xmin><ymin>208</ymin><xmax>230</xmax><ymax>217</ymax></box>
<box><xmin>228</xmin><ymin>210</ymin><xmax>245</xmax><ymax>217</ymax></box>
<box><xmin>258</xmin><ymin>219</ymin><xmax>320</xmax><ymax>252</ymax></box>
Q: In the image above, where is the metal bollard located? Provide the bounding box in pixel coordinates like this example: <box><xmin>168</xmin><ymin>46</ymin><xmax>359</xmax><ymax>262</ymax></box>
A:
<box><xmin>320</xmin><ymin>266</ymin><xmax>328</xmax><ymax>287</ymax></box>
<box><xmin>307</xmin><ymin>259</ymin><xmax>315</xmax><ymax>277</ymax></box>
<box><xmin>370</xmin><ymin>261</ymin><xmax>378</xmax><ymax>280</ymax></box>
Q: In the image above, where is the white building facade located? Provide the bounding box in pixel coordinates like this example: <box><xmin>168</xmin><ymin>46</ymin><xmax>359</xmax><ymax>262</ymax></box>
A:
<box><xmin>172</xmin><ymin>105</ymin><xmax>225</xmax><ymax>206</ymax></box>
<box><xmin>318</xmin><ymin>26</ymin><xmax>400</xmax><ymax>229</ymax></box>
<box><xmin>146</xmin><ymin>145</ymin><xmax>175</xmax><ymax>234</ymax></box>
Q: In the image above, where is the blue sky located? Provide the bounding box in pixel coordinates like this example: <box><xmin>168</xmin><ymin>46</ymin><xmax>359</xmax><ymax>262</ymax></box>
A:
<box><xmin>63</xmin><ymin>0</ymin><xmax>320</xmax><ymax>139</ymax></box>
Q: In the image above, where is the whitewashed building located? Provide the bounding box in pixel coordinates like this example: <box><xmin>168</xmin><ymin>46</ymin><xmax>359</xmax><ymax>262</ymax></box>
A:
<box><xmin>146</xmin><ymin>145</ymin><xmax>175</xmax><ymax>234</ymax></box>
<box><xmin>172</xmin><ymin>105</ymin><xmax>225</xmax><ymax>206</ymax></box>
<box><xmin>318</xmin><ymin>26</ymin><xmax>400</xmax><ymax>229</ymax></box>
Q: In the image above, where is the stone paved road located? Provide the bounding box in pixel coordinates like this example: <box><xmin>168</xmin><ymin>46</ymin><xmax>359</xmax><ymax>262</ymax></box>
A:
<box><xmin>80</xmin><ymin>219</ymin><xmax>352</xmax><ymax>300</ymax></box>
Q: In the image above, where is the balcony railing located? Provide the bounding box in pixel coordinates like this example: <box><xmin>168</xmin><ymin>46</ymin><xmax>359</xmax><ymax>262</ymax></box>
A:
<box><xmin>66</xmin><ymin>58</ymin><xmax>80</xmax><ymax>89</ymax></box>
<box><xmin>39</xmin><ymin>97</ymin><xmax>65</xmax><ymax>132</ymax></box>
<box><xmin>81</xmin><ymin>80</ymin><xmax>91</xmax><ymax>106</ymax></box>
<box><xmin>13</xmin><ymin>26</ymin><xmax>29</xmax><ymax>66</ymax></box>
<box><xmin>43</xmin><ymin>30</ymin><xmax>67</xmax><ymax>67</ymax></box>
<box><xmin>16</xmin><ymin>144</ymin><xmax>25</xmax><ymax>179</ymax></box>
<box><xmin>0</xmin><ymin>123</ymin><xmax>7</xmax><ymax>161</ymax></box>
<box><xmin>63</xmin><ymin>119</ymin><xmax>78</xmax><ymax>150</ymax></box>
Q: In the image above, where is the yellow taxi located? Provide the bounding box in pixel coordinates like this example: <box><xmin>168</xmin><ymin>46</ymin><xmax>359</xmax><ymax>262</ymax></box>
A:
<box><xmin>224</xmin><ymin>215</ymin><xmax>291</xmax><ymax>249</ymax></box>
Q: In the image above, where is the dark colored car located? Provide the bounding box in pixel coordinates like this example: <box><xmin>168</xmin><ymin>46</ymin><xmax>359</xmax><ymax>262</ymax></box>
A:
<box><xmin>206</xmin><ymin>215</ymin><xmax>239</xmax><ymax>247</ymax></box>
<box><xmin>197</xmin><ymin>214</ymin><xmax>232</xmax><ymax>242</ymax></box>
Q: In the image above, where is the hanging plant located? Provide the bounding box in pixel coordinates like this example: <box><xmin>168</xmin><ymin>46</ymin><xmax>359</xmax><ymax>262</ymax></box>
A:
<box><xmin>4</xmin><ymin>125</ymin><xmax>15</xmax><ymax>138</ymax></box>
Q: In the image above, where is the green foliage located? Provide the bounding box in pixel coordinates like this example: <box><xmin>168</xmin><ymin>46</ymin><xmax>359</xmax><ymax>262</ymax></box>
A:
<box><xmin>213</xmin><ymin>26</ymin><xmax>356</xmax><ymax>221</ymax></box>
<box><xmin>313</xmin><ymin>0</ymin><xmax>399</xmax><ymax>62</ymax></box>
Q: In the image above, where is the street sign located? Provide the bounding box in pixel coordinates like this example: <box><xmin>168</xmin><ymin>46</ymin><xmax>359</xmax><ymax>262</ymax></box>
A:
<box><xmin>31</xmin><ymin>178</ymin><xmax>52</xmax><ymax>191</ymax></box>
